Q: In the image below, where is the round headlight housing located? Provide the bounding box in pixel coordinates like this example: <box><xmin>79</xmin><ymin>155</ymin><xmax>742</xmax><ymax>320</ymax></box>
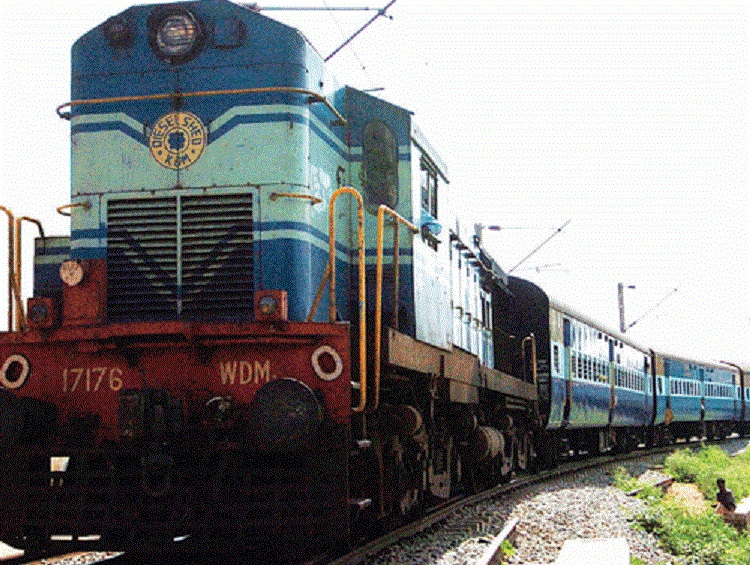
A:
<box><xmin>149</xmin><ymin>8</ymin><xmax>203</xmax><ymax>64</ymax></box>
<box><xmin>102</xmin><ymin>16</ymin><xmax>135</xmax><ymax>49</ymax></box>
<box><xmin>248</xmin><ymin>379</ymin><xmax>323</xmax><ymax>452</ymax></box>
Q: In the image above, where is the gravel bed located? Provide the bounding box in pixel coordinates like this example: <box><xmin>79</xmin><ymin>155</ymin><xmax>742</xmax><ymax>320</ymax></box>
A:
<box><xmin>28</xmin><ymin>552</ymin><xmax>123</xmax><ymax>565</ymax></box>
<box><xmin>368</xmin><ymin>438</ymin><xmax>750</xmax><ymax>565</ymax></box>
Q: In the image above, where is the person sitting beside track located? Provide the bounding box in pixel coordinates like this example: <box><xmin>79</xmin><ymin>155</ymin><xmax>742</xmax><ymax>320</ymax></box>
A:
<box><xmin>715</xmin><ymin>478</ymin><xmax>737</xmax><ymax>516</ymax></box>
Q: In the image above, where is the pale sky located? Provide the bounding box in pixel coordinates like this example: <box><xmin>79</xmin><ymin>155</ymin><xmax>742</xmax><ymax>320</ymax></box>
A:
<box><xmin>0</xmin><ymin>1</ymin><xmax>748</xmax><ymax>365</ymax></box>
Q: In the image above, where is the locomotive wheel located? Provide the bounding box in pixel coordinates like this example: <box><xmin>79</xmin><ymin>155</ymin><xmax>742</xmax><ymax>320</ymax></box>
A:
<box><xmin>385</xmin><ymin>436</ymin><xmax>422</xmax><ymax>525</ymax></box>
<box><xmin>450</xmin><ymin>436</ymin><xmax>465</xmax><ymax>496</ymax></box>
<box><xmin>428</xmin><ymin>424</ymin><xmax>454</xmax><ymax>500</ymax></box>
<box><xmin>389</xmin><ymin>456</ymin><xmax>422</xmax><ymax>525</ymax></box>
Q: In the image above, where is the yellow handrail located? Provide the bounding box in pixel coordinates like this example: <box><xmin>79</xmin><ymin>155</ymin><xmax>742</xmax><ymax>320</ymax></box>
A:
<box><xmin>14</xmin><ymin>217</ymin><xmax>45</xmax><ymax>331</ymax></box>
<box><xmin>0</xmin><ymin>207</ymin><xmax>14</xmax><ymax>331</ymax></box>
<box><xmin>57</xmin><ymin>202</ymin><xmax>91</xmax><ymax>217</ymax></box>
<box><xmin>269</xmin><ymin>192</ymin><xmax>323</xmax><ymax>205</ymax></box>
<box><xmin>373</xmin><ymin>205</ymin><xmax>418</xmax><ymax>411</ymax></box>
<box><xmin>57</xmin><ymin>86</ymin><xmax>348</xmax><ymax>126</ymax></box>
<box><xmin>327</xmin><ymin>187</ymin><xmax>367</xmax><ymax>413</ymax></box>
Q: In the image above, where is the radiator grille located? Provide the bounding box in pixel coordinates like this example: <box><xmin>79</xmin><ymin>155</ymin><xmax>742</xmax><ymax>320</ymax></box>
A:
<box><xmin>107</xmin><ymin>195</ymin><xmax>254</xmax><ymax>321</ymax></box>
<box><xmin>181</xmin><ymin>195</ymin><xmax>254</xmax><ymax>318</ymax></box>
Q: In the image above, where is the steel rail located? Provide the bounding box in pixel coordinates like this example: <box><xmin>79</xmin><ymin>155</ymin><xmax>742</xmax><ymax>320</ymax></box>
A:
<box><xmin>326</xmin><ymin>435</ymin><xmax>748</xmax><ymax>565</ymax></box>
<box><xmin>1</xmin><ymin>551</ymin><xmax>124</xmax><ymax>565</ymax></box>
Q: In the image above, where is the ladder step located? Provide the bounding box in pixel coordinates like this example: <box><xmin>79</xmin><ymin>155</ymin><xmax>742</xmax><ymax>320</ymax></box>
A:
<box><xmin>349</xmin><ymin>498</ymin><xmax>372</xmax><ymax>510</ymax></box>
<box><xmin>356</xmin><ymin>439</ymin><xmax>372</xmax><ymax>450</ymax></box>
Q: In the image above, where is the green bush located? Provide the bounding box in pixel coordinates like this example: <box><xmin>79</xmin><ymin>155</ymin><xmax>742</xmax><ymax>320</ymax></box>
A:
<box><xmin>612</xmin><ymin>466</ymin><xmax>642</xmax><ymax>491</ymax></box>
<box><xmin>655</xmin><ymin>502</ymin><xmax>736</xmax><ymax>564</ymax></box>
<box><xmin>625</xmin><ymin>445</ymin><xmax>750</xmax><ymax>565</ymax></box>
<box><xmin>664</xmin><ymin>446</ymin><xmax>750</xmax><ymax>502</ymax></box>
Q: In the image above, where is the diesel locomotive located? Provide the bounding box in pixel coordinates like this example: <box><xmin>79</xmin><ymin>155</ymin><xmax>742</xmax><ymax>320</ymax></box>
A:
<box><xmin>0</xmin><ymin>1</ymin><xmax>747</xmax><ymax>562</ymax></box>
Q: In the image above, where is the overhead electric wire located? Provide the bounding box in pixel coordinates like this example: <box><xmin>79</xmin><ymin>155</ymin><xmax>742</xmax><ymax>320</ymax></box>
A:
<box><xmin>321</xmin><ymin>0</ymin><xmax>376</xmax><ymax>88</ymax></box>
<box><xmin>325</xmin><ymin>0</ymin><xmax>397</xmax><ymax>61</ymax></box>
<box><xmin>508</xmin><ymin>219</ymin><xmax>571</xmax><ymax>274</ymax></box>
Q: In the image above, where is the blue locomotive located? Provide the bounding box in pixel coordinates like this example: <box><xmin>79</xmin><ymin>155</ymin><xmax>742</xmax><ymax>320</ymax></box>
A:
<box><xmin>0</xmin><ymin>1</ymin><xmax>747</xmax><ymax>562</ymax></box>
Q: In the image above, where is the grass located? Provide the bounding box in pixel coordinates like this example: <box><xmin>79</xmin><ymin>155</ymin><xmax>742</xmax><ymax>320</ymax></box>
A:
<box><xmin>663</xmin><ymin>445</ymin><xmax>750</xmax><ymax>502</ymax></box>
<box><xmin>613</xmin><ymin>445</ymin><xmax>750</xmax><ymax>565</ymax></box>
<box><xmin>499</xmin><ymin>538</ymin><xmax>515</xmax><ymax>559</ymax></box>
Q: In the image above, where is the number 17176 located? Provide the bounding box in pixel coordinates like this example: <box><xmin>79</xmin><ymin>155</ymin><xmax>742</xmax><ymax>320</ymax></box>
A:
<box><xmin>62</xmin><ymin>367</ymin><xmax>124</xmax><ymax>393</ymax></box>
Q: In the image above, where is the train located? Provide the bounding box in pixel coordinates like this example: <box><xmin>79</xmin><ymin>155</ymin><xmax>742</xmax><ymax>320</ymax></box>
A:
<box><xmin>0</xmin><ymin>0</ymin><xmax>747</xmax><ymax>562</ymax></box>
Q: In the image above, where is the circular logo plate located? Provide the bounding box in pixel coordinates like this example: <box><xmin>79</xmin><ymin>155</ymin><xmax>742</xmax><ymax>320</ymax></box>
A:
<box><xmin>149</xmin><ymin>111</ymin><xmax>207</xmax><ymax>170</ymax></box>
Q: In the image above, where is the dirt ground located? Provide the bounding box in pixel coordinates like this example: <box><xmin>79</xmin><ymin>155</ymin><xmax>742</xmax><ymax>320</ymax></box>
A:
<box><xmin>666</xmin><ymin>482</ymin><xmax>710</xmax><ymax>515</ymax></box>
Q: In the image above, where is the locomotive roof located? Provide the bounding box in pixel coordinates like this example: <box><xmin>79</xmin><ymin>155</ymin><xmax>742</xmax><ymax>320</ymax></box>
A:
<box><xmin>75</xmin><ymin>0</ymin><xmax>319</xmax><ymax>65</ymax></box>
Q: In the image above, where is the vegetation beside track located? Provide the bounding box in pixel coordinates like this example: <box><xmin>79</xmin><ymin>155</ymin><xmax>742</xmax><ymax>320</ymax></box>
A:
<box><xmin>614</xmin><ymin>446</ymin><xmax>750</xmax><ymax>565</ymax></box>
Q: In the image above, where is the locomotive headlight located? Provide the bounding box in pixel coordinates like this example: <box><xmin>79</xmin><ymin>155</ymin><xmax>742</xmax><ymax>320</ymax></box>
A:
<box><xmin>254</xmin><ymin>290</ymin><xmax>288</xmax><ymax>321</ymax></box>
<box><xmin>158</xmin><ymin>15</ymin><xmax>197</xmax><ymax>56</ymax></box>
<box><xmin>60</xmin><ymin>260</ymin><xmax>86</xmax><ymax>287</ymax></box>
<box><xmin>150</xmin><ymin>9</ymin><xmax>202</xmax><ymax>63</ymax></box>
<box><xmin>248</xmin><ymin>378</ymin><xmax>323</xmax><ymax>451</ymax></box>
<box><xmin>257</xmin><ymin>295</ymin><xmax>279</xmax><ymax>316</ymax></box>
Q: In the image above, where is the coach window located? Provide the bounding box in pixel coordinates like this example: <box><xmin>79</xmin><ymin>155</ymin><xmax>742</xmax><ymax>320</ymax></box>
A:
<box><xmin>421</xmin><ymin>158</ymin><xmax>438</xmax><ymax>218</ymax></box>
<box><xmin>563</xmin><ymin>319</ymin><xmax>572</xmax><ymax>348</ymax></box>
<box><xmin>420</xmin><ymin>157</ymin><xmax>439</xmax><ymax>250</ymax></box>
<box><xmin>553</xmin><ymin>345</ymin><xmax>560</xmax><ymax>374</ymax></box>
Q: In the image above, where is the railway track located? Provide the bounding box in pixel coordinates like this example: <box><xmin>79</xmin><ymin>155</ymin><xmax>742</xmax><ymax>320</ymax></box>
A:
<box><xmin>3</xmin><ymin>436</ymin><xmax>745</xmax><ymax>565</ymax></box>
<box><xmin>329</xmin><ymin>436</ymin><xmax>748</xmax><ymax>565</ymax></box>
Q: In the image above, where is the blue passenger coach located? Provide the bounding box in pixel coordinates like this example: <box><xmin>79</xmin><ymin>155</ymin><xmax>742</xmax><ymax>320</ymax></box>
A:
<box><xmin>501</xmin><ymin>277</ymin><xmax>653</xmax><ymax>458</ymax></box>
<box><xmin>654</xmin><ymin>354</ymin><xmax>741</xmax><ymax>440</ymax></box>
